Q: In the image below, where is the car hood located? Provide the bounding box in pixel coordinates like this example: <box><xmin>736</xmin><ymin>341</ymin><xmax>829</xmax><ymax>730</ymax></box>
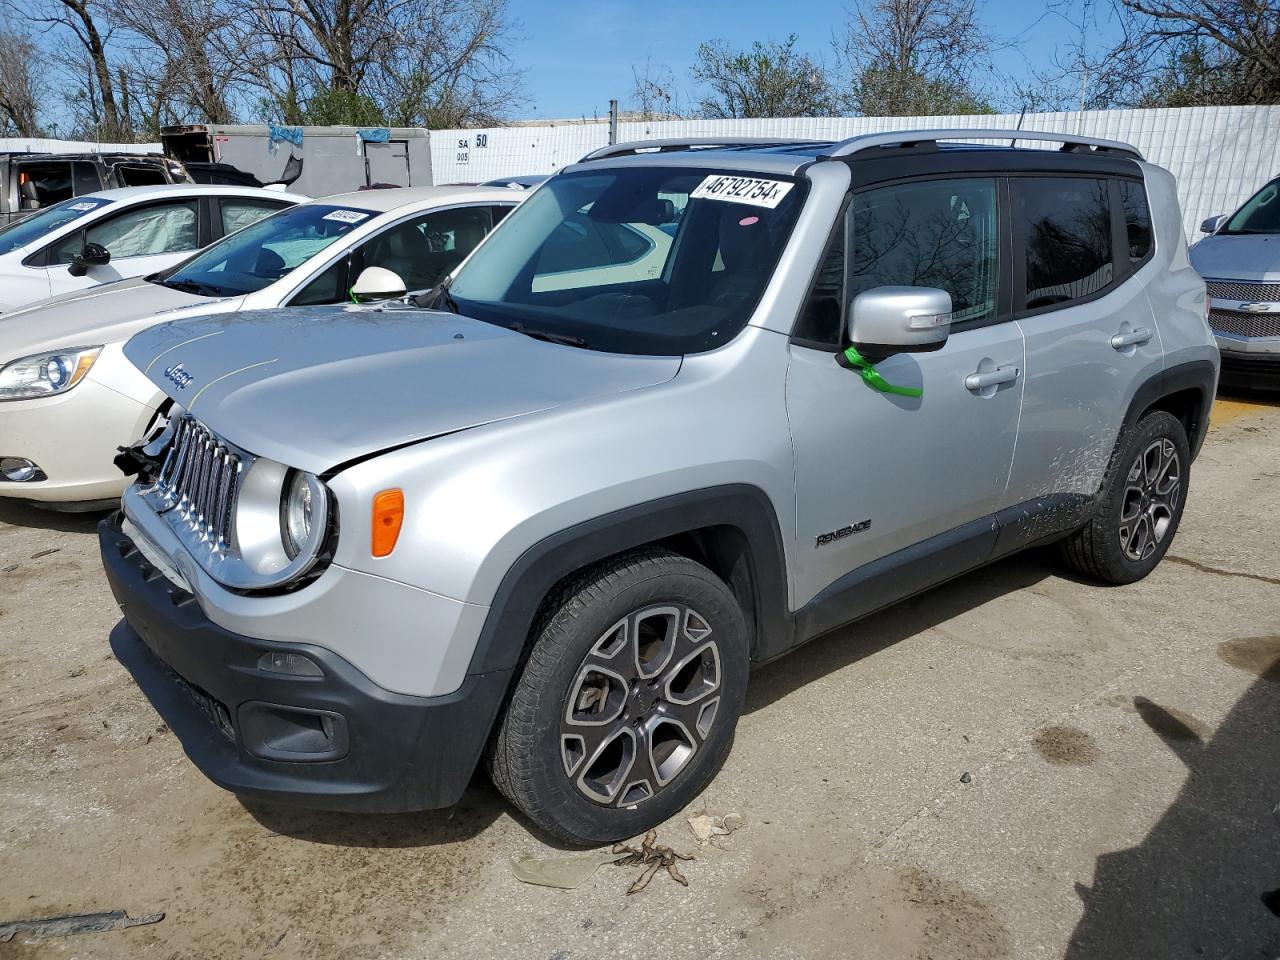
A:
<box><xmin>125</xmin><ymin>303</ymin><xmax>682</xmax><ymax>473</ymax></box>
<box><xmin>1189</xmin><ymin>234</ymin><xmax>1280</xmax><ymax>283</ymax></box>
<box><xmin>0</xmin><ymin>277</ymin><xmax>223</xmax><ymax>361</ymax></box>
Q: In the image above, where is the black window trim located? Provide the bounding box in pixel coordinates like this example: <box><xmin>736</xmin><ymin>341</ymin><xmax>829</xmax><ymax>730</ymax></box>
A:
<box><xmin>789</xmin><ymin>168</ymin><xmax>1154</xmax><ymax>349</ymax></box>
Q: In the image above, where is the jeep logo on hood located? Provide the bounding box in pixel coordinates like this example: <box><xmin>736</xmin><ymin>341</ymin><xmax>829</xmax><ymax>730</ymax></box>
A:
<box><xmin>164</xmin><ymin>363</ymin><xmax>194</xmax><ymax>389</ymax></box>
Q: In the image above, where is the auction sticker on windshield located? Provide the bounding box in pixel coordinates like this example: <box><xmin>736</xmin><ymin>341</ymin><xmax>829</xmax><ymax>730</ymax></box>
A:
<box><xmin>322</xmin><ymin>209</ymin><xmax>371</xmax><ymax>224</ymax></box>
<box><xmin>68</xmin><ymin>201</ymin><xmax>106</xmax><ymax>211</ymax></box>
<box><xmin>691</xmin><ymin>175</ymin><xmax>794</xmax><ymax>209</ymax></box>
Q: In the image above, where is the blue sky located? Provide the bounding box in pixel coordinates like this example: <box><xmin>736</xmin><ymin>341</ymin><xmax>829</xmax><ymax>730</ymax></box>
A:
<box><xmin>509</xmin><ymin>0</ymin><xmax>1127</xmax><ymax>119</ymax></box>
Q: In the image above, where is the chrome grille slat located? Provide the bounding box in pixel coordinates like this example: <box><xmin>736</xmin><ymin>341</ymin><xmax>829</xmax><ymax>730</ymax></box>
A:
<box><xmin>1206</xmin><ymin>280</ymin><xmax>1280</xmax><ymax>303</ymax></box>
<box><xmin>154</xmin><ymin>415</ymin><xmax>244</xmax><ymax>551</ymax></box>
<box><xmin>1209</xmin><ymin>308</ymin><xmax>1280</xmax><ymax>339</ymax></box>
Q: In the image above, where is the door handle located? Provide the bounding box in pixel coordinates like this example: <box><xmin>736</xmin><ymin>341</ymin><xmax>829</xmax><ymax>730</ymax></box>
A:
<box><xmin>965</xmin><ymin>365</ymin><xmax>1020</xmax><ymax>392</ymax></box>
<box><xmin>1111</xmin><ymin>327</ymin><xmax>1153</xmax><ymax>349</ymax></box>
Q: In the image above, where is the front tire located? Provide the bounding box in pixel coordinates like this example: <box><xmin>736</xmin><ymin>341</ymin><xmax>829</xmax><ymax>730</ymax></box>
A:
<box><xmin>487</xmin><ymin>548</ymin><xmax>749</xmax><ymax>845</ymax></box>
<box><xmin>1060</xmin><ymin>410</ymin><xmax>1190</xmax><ymax>585</ymax></box>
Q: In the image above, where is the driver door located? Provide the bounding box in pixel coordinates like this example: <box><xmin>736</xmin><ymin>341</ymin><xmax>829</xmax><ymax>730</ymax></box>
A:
<box><xmin>786</xmin><ymin>176</ymin><xmax>1024</xmax><ymax>615</ymax></box>
<box><xmin>42</xmin><ymin>199</ymin><xmax>201</xmax><ymax>297</ymax></box>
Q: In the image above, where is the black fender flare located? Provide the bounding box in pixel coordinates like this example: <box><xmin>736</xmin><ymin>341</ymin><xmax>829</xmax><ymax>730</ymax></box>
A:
<box><xmin>464</xmin><ymin>484</ymin><xmax>792</xmax><ymax>677</ymax></box>
<box><xmin>1121</xmin><ymin>358</ymin><xmax>1217</xmax><ymax>460</ymax></box>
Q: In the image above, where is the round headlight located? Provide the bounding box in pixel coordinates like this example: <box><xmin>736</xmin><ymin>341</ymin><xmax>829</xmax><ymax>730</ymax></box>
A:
<box><xmin>281</xmin><ymin>470</ymin><xmax>319</xmax><ymax>560</ymax></box>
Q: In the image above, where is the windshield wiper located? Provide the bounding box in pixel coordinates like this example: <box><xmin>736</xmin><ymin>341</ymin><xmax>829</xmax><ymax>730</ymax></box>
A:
<box><xmin>507</xmin><ymin>322</ymin><xmax>588</xmax><ymax>348</ymax></box>
<box><xmin>163</xmin><ymin>278</ymin><xmax>223</xmax><ymax>296</ymax></box>
<box><xmin>412</xmin><ymin>279</ymin><xmax>460</xmax><ymax>313</ymax></box>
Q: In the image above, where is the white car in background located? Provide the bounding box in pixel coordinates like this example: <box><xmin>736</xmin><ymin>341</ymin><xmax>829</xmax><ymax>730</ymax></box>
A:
<box><xmin>0</xmin><ymin>185</ymin><xmax>525</xmax><ymax>508</ymax></box>
<box><xmin>0</xmin><ymin>185</ymin><xmax>306</xmax><ymax>313</ymax></box>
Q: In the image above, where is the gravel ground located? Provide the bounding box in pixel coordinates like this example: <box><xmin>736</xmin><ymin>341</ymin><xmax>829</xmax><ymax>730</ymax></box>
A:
<box><xmin>1</xmin><ymin>394</ymin><xmax>1277</xmax><ymax>960</ymax></box>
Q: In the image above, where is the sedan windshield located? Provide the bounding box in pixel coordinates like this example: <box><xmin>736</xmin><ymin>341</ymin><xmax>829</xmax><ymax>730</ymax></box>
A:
<box><xmin>157</xmin><ymin>203</ymin><xmax>377</xmax><ymax>296</ymax></box>
<box><xmin>446</xmin><ymin>166</ymin><xmax>806</xmax><ymax>355</ymax></box>
<box><xmin>1223</xmin><ymin>178</ymin><xmax>1280</xmax><ymax>235</ymax></box>
<box><xmin>0</xmin><ymin>197</ymin><xmax>114</xmax><ymax>255</ymax></box>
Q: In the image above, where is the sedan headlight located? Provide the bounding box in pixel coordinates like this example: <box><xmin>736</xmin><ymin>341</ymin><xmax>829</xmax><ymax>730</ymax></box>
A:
<box><xmin>0</xmin><ymin>346</ymin><xmax>102</xmax><ymax>401</ymax></box>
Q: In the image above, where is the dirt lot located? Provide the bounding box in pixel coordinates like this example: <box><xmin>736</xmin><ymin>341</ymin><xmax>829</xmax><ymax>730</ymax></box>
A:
<box><xmin>2</xmin><ymin>395</ymin><xmax>1278</xmax><ymax>960</ymax></box>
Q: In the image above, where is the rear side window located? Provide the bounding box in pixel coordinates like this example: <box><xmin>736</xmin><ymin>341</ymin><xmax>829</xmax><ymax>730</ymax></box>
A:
<box><xmin>220</xmin><ymin>199</ymin><xmax>286</xmax><ymax>236</ymax></box>
<box><xmin>1014</xmin><ymin>178</ymin><xmax>1113</xmax><ymax>311</ymax></box>
<box><xmin>72</xmin><ymin>162</ymin><xmax>102</xmax><ymax>196</ymax></box>
<box><xmin>1119</xmin><ymin>180</ymin><xmax>1152</xmax><ymax>263</ymax></box>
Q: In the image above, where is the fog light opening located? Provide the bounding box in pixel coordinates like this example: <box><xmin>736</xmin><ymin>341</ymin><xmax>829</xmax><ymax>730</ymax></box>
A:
<box><xmin>257</xmin><ymin>651</ymin><xmax>324</xmax><ymax>678</ymax></box>
<box><xmin>0</xmin><ymin>457</ymin><xmax>46</xmax><ymax>482</ymax></box>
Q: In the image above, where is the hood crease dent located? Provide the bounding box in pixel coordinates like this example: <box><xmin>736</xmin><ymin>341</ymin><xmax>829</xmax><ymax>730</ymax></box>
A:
<box><xmin>125</xmin><ymin>305</ymin><xmax>683</xmax><ymax>473</ymax></box>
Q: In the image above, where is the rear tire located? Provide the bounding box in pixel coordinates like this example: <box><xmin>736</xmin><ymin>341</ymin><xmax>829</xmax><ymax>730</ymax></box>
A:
<box><xmin>487</xmin><ymin>548</ymin><xmax>749</xmax><ymax>845</ymax></box>
<box><xmin>1060</xmin><ymin>410</ymin><xmax>1190</xmax><ymax>585</ymax></box>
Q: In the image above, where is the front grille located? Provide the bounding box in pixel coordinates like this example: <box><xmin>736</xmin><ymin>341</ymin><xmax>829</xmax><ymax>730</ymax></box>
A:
<box><xmin>1209</xmin><ymin>309</ymin><xmax>1280</xmax><ymax>339</ymax></box>
<box><xmin>154</xmin><ymin>415</ymin><xmax>242</xmax><ymax>552</ymax></box>
<box><xmin>1206</xmin><ymin>280</ymin><xmax>1280</xmax><ymax>303</ymax></box>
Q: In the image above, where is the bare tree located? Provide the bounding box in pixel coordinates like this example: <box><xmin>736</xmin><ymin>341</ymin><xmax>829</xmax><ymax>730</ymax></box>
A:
<box><xmin>0</xmin><ymin>31</ymin><xmax>43</xmax><ymax>135</ymax></box>
<box><xmin>691</xmin><ymin>35</ymin><xmax>837</xmax><ymax>119</ymax></box>
<box><xmin>837</xmin><ymin>0</ymin><xmax>995</xmax><ymax>115</ymax></box>
<box><xmin>630</xmin><ymin>58</ymin><xmax>682</xmax><ymax>119</ymax></box>
<box><xmin>24</xmin><ymin>0</ymin><xmax>130</xmax><ymax>138</ymax></box>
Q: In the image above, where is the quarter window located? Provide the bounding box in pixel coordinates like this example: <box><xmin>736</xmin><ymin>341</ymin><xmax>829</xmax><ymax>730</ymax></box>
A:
<box><xmin>1014</xmin><ymin>178</ymin><xmax>1113</xmax><ymax>310</ymax></box>
<box><xmin>1118</xmin><ymin>180</ymin><xmax>1152</xmax><ymax>263</ymax></box>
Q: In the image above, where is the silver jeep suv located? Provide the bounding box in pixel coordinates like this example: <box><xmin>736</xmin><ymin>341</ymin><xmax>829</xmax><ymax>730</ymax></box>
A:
<box><xmin>100</xmin><ymin>130</ymin><xmax>1217</xmax><ymax>844</ymax></box>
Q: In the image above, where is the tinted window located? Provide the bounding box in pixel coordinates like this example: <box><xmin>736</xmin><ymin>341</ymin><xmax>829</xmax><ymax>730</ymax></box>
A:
<box><xmin>1119</xmin><ymin>180</ymin><xmax>1152</xmax><ymax>263</ymax></box>
<box><xmin>72</xmin><ymin>162</ymin><xmax>102</xmax><ymax>196</ymax></box>
<box><xmin>489</xmin><ymin>204</ymin><xmax>514</xmax><ymax>226</ymax></box>
<box><xmin>849</xmin><ymin>178</ymin><xmax>999</xmax><ymax>325</ymax></box>
<box><xmin>290</xmin><ymin>256</ymin><xmax>349</xmax><ymax>306</ymax></box>
<box><xmin>0</xmin><ymin>197</ymin><xmax>113</xmax><ymax>255</ymax></box>
<box><xmin>1223</xmin><ymin>178</ymin><xmax>1280</xmax><ymax>235</ymax></box>
<box><xmin>53</xmin><ymin>200</ymin><xmax>198</xmax><ymax>263</ymax></box>
<box><xmin>1015</xmin><ymin>178</ymin><xmax>1113</xmax><ymax>310</ymax></box>
<box><xmin>795</xmin><ymin>225</ymin><xmax>845</xmax><ymax>345</ymax></box>
<box><xmin>116</xmin><ymin>165</ymin><xmax>167</xmax><ymax>187</ymax></box>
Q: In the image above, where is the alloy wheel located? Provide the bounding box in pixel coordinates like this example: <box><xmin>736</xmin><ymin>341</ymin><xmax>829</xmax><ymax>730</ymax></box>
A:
<box><xmin>1118</xmin><ymin>437</ymin><xmax>1181</xmax><ymax>562</ymax></box>
<box><xmin>560</xmin><ymin>604</ymin><xmax>722</xmax><ymax>807</ymax></box>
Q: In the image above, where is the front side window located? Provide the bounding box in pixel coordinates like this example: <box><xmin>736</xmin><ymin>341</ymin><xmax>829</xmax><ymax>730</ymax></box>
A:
<box><xmin>0</xmin><ymin>197</ymin><xmax>113</xmax><ymax>256</ymax></box>
<box><xmin>1223</xmin><ymin>178</ymin><xmax>1280</xmax><ymax>235</ymax></box>
<box><xmin>447</xmin><ymin>166</ymin><xmax>807</xmax><ymax>355</ymax></box>
<box><xmin>157</xmin><ymin>202</ymin><xmax>376</xmax><ymax>297</ymax></box>
<box><xmin>1014</xmin><ymin>177</ymin><xmax>1113</xmax><ymax>310</ymax></box>
<box><xmin>52</xmin><ymin>199</ymin><xmax>199</xmax><ymax>263</ymax></box>
<box><xmin>849</xmin><ymin>177</ymin><xmax>1000</xmax><ymax>326</ymax></box>
<box><xmin>16</xmin><ymin>161</ymin><xmax>74</xmax><ymax>209</ymax></box>
<box><xmin>356</xmin><ymin>205</ymin><xmax>494</xmax><ymax>293</ymax></box>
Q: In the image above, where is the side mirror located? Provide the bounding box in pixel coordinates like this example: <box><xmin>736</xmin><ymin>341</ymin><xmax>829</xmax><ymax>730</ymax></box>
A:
<box><xmin>68</xmin><ymin>242</ymin><xmax>111</xmax><ymax>277</ymax></box>
<box><xmin>847</xmin><ymin>286</ymin><xmax>952</xmax><ymax>358</ymax></box>
<box><xmin>350</xmin><ymin>266</ymin><xmax>406</xmax><ymax>302</ymax></box>
<box><xmin>1200</xmin><ymin>214</ymin><xmax>1227</xmax><ymax>234</ymax></box>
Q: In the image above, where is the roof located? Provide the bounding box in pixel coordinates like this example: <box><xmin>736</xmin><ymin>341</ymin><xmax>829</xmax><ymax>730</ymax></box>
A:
<box><xmin>308</xmin><ymin>184</ymin><xmax>528</xmax><ymax>213</ymax></box>
<box><xmin>84</xmin><ymin>184</ymin><xmax>310</xmax><ymax>204</ymax></box>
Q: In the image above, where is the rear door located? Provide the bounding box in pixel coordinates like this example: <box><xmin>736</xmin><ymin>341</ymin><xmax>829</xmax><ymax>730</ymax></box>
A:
<box><xmin>1003</xmin><ymin>176</ymin><xmax>1161</xmax><ymax>515</ymax></box>
<box><xmin>787</xmin><ymin>175</ymin><xmax>1024</xmax><ymax>612</ymax></box>
<box><xmin>365</xmin><ymin>141</ymin><xmax>410</xmax><ymax>187</ymax></box>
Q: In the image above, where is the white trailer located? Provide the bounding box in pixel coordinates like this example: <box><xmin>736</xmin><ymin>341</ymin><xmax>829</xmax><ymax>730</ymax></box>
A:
<box><xmin>161</xmin><ymin>124</ymin><xmax>433</xmax><ymax>198</ymax></box>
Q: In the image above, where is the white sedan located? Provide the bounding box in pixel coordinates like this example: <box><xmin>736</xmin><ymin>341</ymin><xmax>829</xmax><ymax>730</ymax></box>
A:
<box><xmin>0</xmin><ymin>185</ymin><xmax>525</xmax><ymax>508</ymax></box>
<box><xmin>0</xmin><ymin>185</ymin><xmax>307</xmax><ymax>313</ymax></box>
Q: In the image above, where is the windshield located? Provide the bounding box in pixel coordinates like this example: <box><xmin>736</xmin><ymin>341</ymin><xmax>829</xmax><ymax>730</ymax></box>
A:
<box><xmin>446</xmin><ymin>166</ymin><xmax>807</xmax><ymax>355</ymax></box>
<box><xmin>1223</xmin><ymin>179</ymin><xmax>1280</xmax><ymax>235</ymax></box>
<box><xmin>158</xmin><ymin>202</ymin><xmax>377</xmax><ymax>296</ymax></box>
<box><xmin>0</xmin><ymin>197</ymin><xmax>113</xmax><ymax>255</ymax></box>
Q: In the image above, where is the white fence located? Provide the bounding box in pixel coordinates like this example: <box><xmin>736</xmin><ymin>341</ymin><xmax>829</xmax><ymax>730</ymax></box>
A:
<box><xmin>0</xmin><ymin>138</ymin><xmax>162</xmax><ymax>154</ymax></box>
<box><xmin>432</xmin><ymin>106</ymin><xmax>1280</xmax><ymax>239</ymax></box>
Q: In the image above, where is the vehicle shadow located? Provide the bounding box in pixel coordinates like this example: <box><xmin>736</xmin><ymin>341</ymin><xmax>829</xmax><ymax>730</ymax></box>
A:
<box><xmin>0</xmin><ymin>498</ymin><xmax>106</xmax><ymax>534</ymax></box>
<box><xmin>240</xmin><ymin>778</ymin><xmax>511</xmax><ymax>849</ymax></box>
<box><xmin>745</xmin><ymin>549</ymin><xmax>1059</xmax><ymax>715</ymax></box>
<box><xmin>1065</xmin><ymin>657</ymin><xmax>1280</xmax><ymax>958</ymax></box>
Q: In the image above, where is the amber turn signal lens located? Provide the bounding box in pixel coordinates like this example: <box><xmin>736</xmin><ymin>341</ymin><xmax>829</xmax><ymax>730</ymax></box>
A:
<box><xmin>371</xmin><ymin>489</ymin><xmax>404</xmax><ymax>558</ymax></box>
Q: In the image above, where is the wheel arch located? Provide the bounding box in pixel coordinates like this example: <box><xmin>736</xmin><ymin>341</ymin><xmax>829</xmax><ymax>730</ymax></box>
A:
<box><xmin>1123</xmin><ymin>358</ymin><xmax>1217</xmax><ymax>461</ymax></box>
<box><xmin>464</xmin><ymin>484</ymin><xmax>793</xmax><ymax>679</ymax></box>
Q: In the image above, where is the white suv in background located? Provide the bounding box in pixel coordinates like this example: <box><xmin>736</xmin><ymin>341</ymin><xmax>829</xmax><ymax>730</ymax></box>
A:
<box><xmin>0</xmin><ymin>185</ymin><xmax>304</xmax><ymax>313</ymax></box>
<box><xmin>0</xmin><ymin>186</ymin><xmax>524</xmax><ymax>508</ymax></box>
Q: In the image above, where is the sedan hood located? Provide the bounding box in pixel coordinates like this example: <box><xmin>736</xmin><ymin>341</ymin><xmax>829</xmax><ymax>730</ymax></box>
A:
<box><xmin>1189</xmin><ymin>234</ymin><xmax>1280</xmax><ymax>282</ymax></box>
<box><xmin>0</xmin><ymin>277</ymin><xmax>223</xmax><ymax>361</ymax></box>
<box><xmin>125</xmin><ymin>303</ymin><xmax>682</xmax><ymax>473</ymax></box>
